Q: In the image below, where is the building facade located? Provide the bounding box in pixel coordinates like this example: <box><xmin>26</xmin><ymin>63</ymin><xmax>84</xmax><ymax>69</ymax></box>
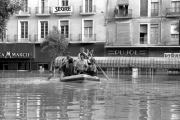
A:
<box><xmin>105</xmin><ymin>0</ymin><xmax>180</xmax><ymax>57</ymax></box>
<box><xmin>0</xmin><ymin>0</ymin><xmax>106</xmax><ymax>70</ymax></box>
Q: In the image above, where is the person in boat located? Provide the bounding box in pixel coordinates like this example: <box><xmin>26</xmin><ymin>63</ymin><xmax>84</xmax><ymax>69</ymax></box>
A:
<box><xmin>61</xmin><ymin>52</ymin><xmax>73</xmax><ymax>76</ymax></box>
<box><xmin>87</xmin><ymin>58</ymin><xmax>97</xmax><ymax>76</ymax></box>
<box><xmin>78</xmin><ymin>47</ymin><xmax>89</xmax><ymax>59</ymax></box>
<box><xmin>64</xmin><ymin>57</ymin><xmax>75</xmax><ymax>76</ymax></box>
<box><xmin>75</xmin><ymin>53</ymin><xmax>88</xmax><ymax>74</ymax></box>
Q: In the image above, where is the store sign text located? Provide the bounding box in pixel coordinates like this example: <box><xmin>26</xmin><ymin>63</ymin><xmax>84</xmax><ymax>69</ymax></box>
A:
<box><xmin>53</xmin><ymin>6</ymin><xmax>73</xmax><ymax>13</ymax></box>
<box><xmin>0</xmin><ymin>51</ymin><xmax>30</xmax><ymax>58</ymax></box>
<box><xmin>164</xmin><ymin>53</ymin><xmax>180</xmax><ymax>58</ymax></box>
<box><xmin>107</xmin><ymin>49</ymin><xmax>146</xmax><ymax>56</ymax></box>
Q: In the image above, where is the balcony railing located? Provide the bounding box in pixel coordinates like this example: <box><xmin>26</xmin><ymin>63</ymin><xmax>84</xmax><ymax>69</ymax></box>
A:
<box><xmin>34</xmin><ymin>34</ymin><xmax>48</xmax><ymax>43</ymax></box>
<box><xmin>151</xmin><ymin>9</ymin><xmax>159</xmax><ymax>16</ymax></box>
<box><xmin>79</xmin><ymin>34</ymin><xmax>96</xmax><ymax>42</ymax></box>
<box><xmin>114</xmin><ymin>9</ymin><xmax>132</xmax><ymax>18</ymax></box>
<box><xmin>80</xmin><ymin>5</ymin><xmax>96</xmax><ymax>15</ymax></box>
<box><xmin>14</xmin><ymin>35</ymin><xmax>32</xmax><ymax>42</ymax></box>
<box><xmin>0</xmin><ymin>35</ymin><xmax>9</xmax><ymax>42</ymax></box>
<box><xmin>36</xmin><ymin>7</ymin><xmax>51</xmax><ymax>16</ymax></box>
<box><xmin>15</xmin><ymin>7</ymin><xmax>31</xmax><ymax>16</ymax></box>
<box><xmin>166</xmin><ymin>7</ymin><xmax>180</xmax><ymax>17</ymax></box>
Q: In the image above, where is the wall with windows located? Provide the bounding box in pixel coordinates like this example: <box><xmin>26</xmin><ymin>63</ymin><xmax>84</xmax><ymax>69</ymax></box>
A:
<box><xmin>6</xmin><ymin>0</ymin><xmax>106</xmax><ymax>43</ymax></box>
<box><xmin>107</xmin><ymin>0</ymin><xmax>179</xmax><ymax>46</ymax></box>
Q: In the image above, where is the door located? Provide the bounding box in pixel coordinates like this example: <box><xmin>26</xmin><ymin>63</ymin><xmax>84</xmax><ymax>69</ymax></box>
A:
<box><xmin>85</xmin><ymin>0</ymin><xmax>92</xmax><ymax>12</ymax></box>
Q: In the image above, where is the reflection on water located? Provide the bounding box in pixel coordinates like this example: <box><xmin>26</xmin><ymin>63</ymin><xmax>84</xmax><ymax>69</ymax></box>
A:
<box><xmin>0</xmin><ymin>71</ymin><xmax>180</xmax><ymax>120</ymax></box>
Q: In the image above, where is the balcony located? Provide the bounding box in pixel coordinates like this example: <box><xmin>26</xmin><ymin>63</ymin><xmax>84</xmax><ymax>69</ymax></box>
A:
<box><xmin>14</xmin><ymin>35</ymin><xmax>32</xmax><ymax>43</ymax></box>
<box><xmin>79</xmin><ymin>34</ymin><xmax>96</xmax><ymax>43</ymax></box>
<box><xmin>61</xmin><ymin>34</ymin><xmax>72</xmax><ymax>41</ymax></box>
<box><xmin>15</xmin><ymin>8</ymin><xmax>31</xmax><ymax>16</ymax></box>
<box><xmin>165</xmin><ymin>41</ymin><xmax>179</xmax><ymax>46</ymax></box>
<box><xmin>0</xmin><ymin>35</ymin><xmax>9</xmax><ymax>42</ymax></box>
<box><xmin>80</xmin><ymin>5</ymin><xmax>96</xmax><ymax>15</ymax></box>
<box><xmin>166</xmin><ymin>7</ymin><xmax>180</xmax><ymax>17</ymax></box>
<box><xmin>34</xmin><ymin>34</ymin><xmax>47</xmax><ymax>43</ymax></box>
<box><xmin>36</xmin><ymin>7</ymin><xmax>51</xmax><ymax>16</ymax></box>
<box><xmin>53</xmin><ymin>6</ymin><xmax>73</xmax><ymax>16</ymax></box>
<box><xmin>151</xmin><ymin>9</ymin><xmax>159</xmax><ymax>17</ymax></box>
<box><xmin>114</xmin><ymin>9</ymin><xmax>132</xmax><ymax>19</ymax></box>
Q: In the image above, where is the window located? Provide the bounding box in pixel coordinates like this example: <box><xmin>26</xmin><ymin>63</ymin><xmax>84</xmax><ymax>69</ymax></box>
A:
<box><xmin>84</xmin><ymin>20</ymin><xmax>93</xmax><ymax>38</ymax></box>
<box><xmin>151</xmin><ymin>24</ymin><xmax>158</xmax><ymax>44</ymax></box>
<box><xmin>151</xmin><ymin>1</ymin><xmax>159</xmax><ymax>16</ymax></box>
<box><xmin>22</xmin><ymin>0</ymin><xmax>28</xmax><ymax>12</ymax></box>
<box><xmin>171</xmin><ymin>23</ymin><xmax>179</xmax><ymax>41</ymax></box>
<box><xmin>140</xmin><ymin>0</ymin><xmax>148</xmax><ymax>16</ymax></box>
<box><xmin>140</xmin><ymin>24</ymin><xmax>148</xmax><ymax>44</ymax></box>
<box><xmin>62</xmin><ymin>0</ymin><xmax>68</xmax><ymax>6</ymax></box>
<box><xmin>85</xmin><ymin>0</ymin><xmax>93</xmax><ymax>12</ymax></box>
<box><xmin>60</xmin><ymin>21</ymin><xmax>69</xmax><ymax>38</ymax></box>
<box><xmin>172</xmin><ymin>1</ymin><xmax>180</xmax><ymax>12</ymax></box>
<box><xmin>40</xmin><ymin>21</ymin><xmax>48</xmax><ymax>38</ymax></box>
<box><xmin>21</xmin><ymin>21</ymin><xmax>28</xmax><ymax>39</ymax></box>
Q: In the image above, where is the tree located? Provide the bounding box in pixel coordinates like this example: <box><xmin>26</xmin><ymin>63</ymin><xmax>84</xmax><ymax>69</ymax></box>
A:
<box><xmin>0</xmin><ymin>0</ymin><xmax>25</xmax><ymax>40</ymax></box>
<box><xmin>41</xmin><ymin>26</ymin><xmax>69</xmax><ymax>72</ymax></box>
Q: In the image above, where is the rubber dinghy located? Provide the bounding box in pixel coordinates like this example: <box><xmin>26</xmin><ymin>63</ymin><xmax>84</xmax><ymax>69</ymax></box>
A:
<box><xmin>60</xmin><ymin>74</ymin><xmax>100</xmax><ymax>83</ymax></box>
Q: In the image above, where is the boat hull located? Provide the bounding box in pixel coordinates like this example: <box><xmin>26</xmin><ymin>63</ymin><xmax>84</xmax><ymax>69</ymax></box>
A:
<box><xmin>60</xmin><ymin>74</ymin><xmax>100</xmax><ymax>83</ymax></box>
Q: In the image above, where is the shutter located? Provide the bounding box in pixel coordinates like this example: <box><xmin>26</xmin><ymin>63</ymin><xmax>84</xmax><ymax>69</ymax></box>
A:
<box><xmin>116</xmin><ymin>23</ymin><xmax>131</xmax><ymax>45</ymax></box>
<box><xmin>84</xmin><ymin>20</ymin><xmax>92</xmax><ymax>27</ymax></box>
<box><xmin>118</xmin><ymin>0</ymin><xmax>129</xmax><ymax>5</ymax></box>
<box><xmin>107</xmin><ymin>23</ymin><xmax>116</xmax><ymax>45</ymax></box>
<box><xmin>140</xmin><ymin>0</ymin><xmax>148</xmax><ymax>16</ymax></box>
<box><xmin>61</xmin><ymin>21</ymin><xmax>68</xmax><ymax>26</ymax></box>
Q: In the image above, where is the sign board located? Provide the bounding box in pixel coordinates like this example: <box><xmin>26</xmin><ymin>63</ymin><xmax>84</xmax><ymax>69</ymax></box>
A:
<box><xmin>53</xmin><ymin>6</ymin><xmax>73</xmax><ymax>13</ymax></box>
<box><xmin>164</xmin><ymin>53</ymin><xmax>180</xmax><ymax>58</ymax></box>
<box><xmin>107</xmin><ymin>49</ymin><xmax>147</xmax><ymax>56</ymax></box>
<box><xmin>0</xmin><ymin>51</ymin><xmax>31</xmax><ymax>58</ymax></box>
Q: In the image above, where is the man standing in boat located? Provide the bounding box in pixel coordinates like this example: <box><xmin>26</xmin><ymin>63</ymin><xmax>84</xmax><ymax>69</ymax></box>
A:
<box><xmin>75</xmin><ymin>53</ymin><xmax>88</xmax><ymax>74</ymax></box>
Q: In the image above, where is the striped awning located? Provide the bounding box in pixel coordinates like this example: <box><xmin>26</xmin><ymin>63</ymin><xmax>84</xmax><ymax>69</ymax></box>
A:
<box><xmin>54</xmin><ymin>56</ymin><xmax>180</xmax><ymax>69</ymax></box>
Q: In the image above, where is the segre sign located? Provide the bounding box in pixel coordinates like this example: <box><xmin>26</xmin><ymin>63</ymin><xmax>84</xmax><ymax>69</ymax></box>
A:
<box><xmin>53</xmin><ymin>6</ymin><xmax>73</xmax><ymax>13</ymax></box>
<box><xmin>164</xmin><ymin>53</ymin><xmax>180</xmax><ymax>58</ymax></box>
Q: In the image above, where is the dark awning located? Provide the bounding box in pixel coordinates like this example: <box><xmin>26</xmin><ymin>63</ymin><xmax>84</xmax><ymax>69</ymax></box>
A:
<box><xmin>55</xmin><ymin>57</ymin><xmax>180</xmax><ymax>69</ymax></box>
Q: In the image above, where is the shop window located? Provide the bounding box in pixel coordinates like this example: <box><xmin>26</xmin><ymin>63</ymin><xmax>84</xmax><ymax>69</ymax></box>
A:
<box><xmin>140</xmin><ymin>24</ymin><xmax>148</xmax><ymax>44</ymax></box>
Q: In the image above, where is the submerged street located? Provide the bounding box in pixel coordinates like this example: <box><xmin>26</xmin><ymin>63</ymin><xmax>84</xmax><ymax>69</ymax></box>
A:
<box><xmin>0</xmin><ymin>71</ymin><xmax>180</xmax><ymax>120</ymax></box>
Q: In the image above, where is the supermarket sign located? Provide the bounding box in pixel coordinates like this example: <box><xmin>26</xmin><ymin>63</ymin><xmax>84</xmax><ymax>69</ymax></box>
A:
<box><xmin>53</xmin><ymin>6</ymin><xmax>73</xmax><ymax>13</ymax></box>
<box><xmin>164</xmin><ymin>53</ymin><xmax>180</xmax><ymax>58</ymax></box>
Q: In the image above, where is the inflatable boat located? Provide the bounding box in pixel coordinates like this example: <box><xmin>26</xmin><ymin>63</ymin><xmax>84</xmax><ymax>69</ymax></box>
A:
<box><xmin>60</xmin><ymin>74</ymin><xmax>100</xmax><ymax>83</ymax></box>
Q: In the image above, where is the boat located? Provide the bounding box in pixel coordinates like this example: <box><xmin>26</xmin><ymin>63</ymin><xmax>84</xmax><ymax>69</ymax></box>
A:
<box><xmin>60</xmin><ymin>74</ymin><xmax>100</xmax><ymax>83</ymax></box>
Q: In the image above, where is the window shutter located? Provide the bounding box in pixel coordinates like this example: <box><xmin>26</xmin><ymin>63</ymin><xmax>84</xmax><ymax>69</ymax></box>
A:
<box><xmin>117</xmin><ymin>23</ymin><xmax>131</xmax><ymax>45</ymax></box>
<box><xmin>140</xmin><ymin>0</ymin><xmax>148</xmax><ymax>16</ymax></box>
<box><xmin>61</xmin><ymin>21</ymin><xmax>68</xmax><ymax>26</ymax></box>
<box><xmin>84</xmin><ymin>20</ymin><xmax>93</xmax><ymax>27</ymax></box>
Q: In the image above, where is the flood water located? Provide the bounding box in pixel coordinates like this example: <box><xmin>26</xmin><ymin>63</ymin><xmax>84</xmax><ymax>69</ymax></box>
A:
<box><xmin>0</xmin><ymin>71</ymin><xmax>180</xmax><ymax>120</ymax></box>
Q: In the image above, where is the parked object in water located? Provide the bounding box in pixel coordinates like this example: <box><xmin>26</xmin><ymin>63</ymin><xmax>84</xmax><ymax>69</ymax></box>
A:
<box><xmin>60</xmin><ymin>74</ymin><xmax>100</xmax><ymax>83</ymax></box>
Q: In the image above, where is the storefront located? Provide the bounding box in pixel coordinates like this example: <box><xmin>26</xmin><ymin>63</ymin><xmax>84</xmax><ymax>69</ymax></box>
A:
<box><xmin>0</xmin><ymin>43</ymin><xmax>35</xmax><ymax>70</ymax></box>
<box><xmin>0</xmin><ymin>43</ymin><xmax>51</xmax><ymax>70</ymax></box>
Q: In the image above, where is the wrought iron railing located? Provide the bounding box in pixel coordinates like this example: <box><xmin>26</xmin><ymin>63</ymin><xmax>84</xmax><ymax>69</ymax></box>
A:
<box><xmin>166</xmin><ymin>7</ymin><xmax>180</xmax><ymax>16</ymax></box>
<box><xmin>151</xmin><ymin>9</ymin><xmax>159</xmax><ymax>16</ymax></box>
<box><xmin>114</xmin><ymin>9</ymin><xmax>132</xmax><ymax>18</ymax></box>
<box><xmin>15</xmin><ymin>7</ymin><xmax>31</xmax><ymax>15</ymax></box>
<box><xmin>80</xmin><ymin>5</ymin><xmax>96</xmax><ymax>13</ymax></box>
<box><xmin>79</xmin><ymin>34</ymin><xmax>96</xmax><ymax>41</ymax></box>
<box><xmin>36</xmin><ymin>7</ymin><xmax>51</xmax><ymax>14</ymax></box>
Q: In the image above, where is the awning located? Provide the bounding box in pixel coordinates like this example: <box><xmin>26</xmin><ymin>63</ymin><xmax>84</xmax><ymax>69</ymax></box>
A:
<box><xmin>54</xmin><ymin>56</ymin><xmax>180</xmax><ymax>69</ymax></box>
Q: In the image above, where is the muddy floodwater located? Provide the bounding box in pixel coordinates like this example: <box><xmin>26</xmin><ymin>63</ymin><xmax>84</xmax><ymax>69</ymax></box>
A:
<box><xmin>0</xmin><ymin>71</ymin><xmax>180</xmax><ymax>120</ymax></box>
